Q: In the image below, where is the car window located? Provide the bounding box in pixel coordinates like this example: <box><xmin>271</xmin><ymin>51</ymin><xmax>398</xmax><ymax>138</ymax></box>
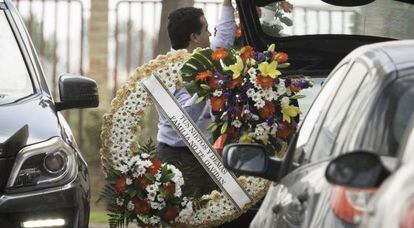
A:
<box><xmin>310</xmin><ymin>61</ymin><xmax>368</xmax><ymax>161</ymax></box>
<box><xmin>259</xmin><ymin>0</ymin><xmax>414</xmax><ymax>39</ymax></box>
<box><xmin>295</xmin><ymin>64</ymin><xmax>347</xmax><ymax>161</ymax></box>
<box><xmin>0</xmin><ymin>11</ymin><xmax>33</xmax><ymax>105</ymax></box>
<box><xmin>346</xmin><ymin>77</ymin><xmax>414</xmax><ymax>157</ymax></box>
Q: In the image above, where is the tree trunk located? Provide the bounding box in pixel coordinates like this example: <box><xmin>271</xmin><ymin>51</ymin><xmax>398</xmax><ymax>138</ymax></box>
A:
<box><xmin>156</xmin><ymin>0</ymin><xmax>194</xmax><ymax>55</ymax></box>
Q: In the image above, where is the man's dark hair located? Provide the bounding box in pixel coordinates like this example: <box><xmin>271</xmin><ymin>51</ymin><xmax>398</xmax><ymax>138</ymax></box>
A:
<box><xmin>167</xmin><ymin>7</ymin><xmax>204</xmax><ymax>50</ymax></box>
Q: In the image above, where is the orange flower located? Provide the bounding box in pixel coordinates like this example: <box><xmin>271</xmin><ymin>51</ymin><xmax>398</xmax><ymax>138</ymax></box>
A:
<box><xmin>213</xmin><ymin>134</ymin><xmax>228</xmax><ymax>155</ymax></box>
<box><xmin>132</xmin><ymin>197</ymin><xmax>151</xmax><ymax>214</ymax></box>
<box><xmin>163</xmin><ymin>205</ymin><xmax>180</xmax><ymax>221</ymax></box>
<box><xmin>196</xmin><ymin>70</ymin><xmax>213</xmax><ymax>81</ymax></box>
<box><xmin>229</xmin><ymin>76</ymin><xmax>242</xmax><ymax>90</ymax></box>
<box><xmin>235</xmin><ymin>24</ymin><xmax>242</xmax><ymax>38</ymax></box>
<box><xmin>208</xmin><ymin>78</ymin><xmax>219</xmax><ymax>90</ymax></box>
<box><xmin>277</xmin><ymin>122</ymin><xmax>292</xmax><ymax>138</ymax></box>
<box><xmin>115</xmin><ymin>175</ymin><xmax>127</xmax><ymax>193</ymax></box>
<box><xmin>211</xmin><ymin>96</ymin><xmax>225</xmax><ymax>112</ymax></box>
<box><xmin>256</xmin><ymin>74</ymin><xmax>274</xmax><ymax>89</ymax></box>
<box><xmin>148</xmin><ymin>158</ymin><xmax>162</xmax><ymax>175</ymax></box>
<box><xmin>258</xmin><ymin>101</ymin><xmax>276</xmax><ymax>118</ymax></box>
<box><xmin>211</xmin><ymin>48</ymin><xmax>228</xmax><ymax>60</ymax></box>
<box><xmin>274</xmin><ymin>52</ymin><xmax>288</xmax><ymax>63</ymax></box>
<box><xmin>240</xmin><ymin>45</ymin><xmax>255</xmax><ymax>62</ymax></box>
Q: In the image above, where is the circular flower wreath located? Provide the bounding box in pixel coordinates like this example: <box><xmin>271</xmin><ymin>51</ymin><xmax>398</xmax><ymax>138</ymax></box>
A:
<box><xmin>100</xmin><ymin>50</ymin><xmax>272</xmax><ymax>227</ymax></box>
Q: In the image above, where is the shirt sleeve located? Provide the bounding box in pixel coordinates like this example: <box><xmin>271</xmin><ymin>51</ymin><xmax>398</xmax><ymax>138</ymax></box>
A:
<box><xmin>174</xmin><ymin>87</ymin><xmax>207</xmax><ymax>122</ymax></box>
<box><xmin>210</xmin><ymin>5</ymin><xmax>237</xmax><ymax>50</ymax></box>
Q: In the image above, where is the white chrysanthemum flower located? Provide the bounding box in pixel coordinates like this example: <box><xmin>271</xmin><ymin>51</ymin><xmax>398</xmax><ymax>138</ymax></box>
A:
<box><xmin>149</xmin><ymin>216</ymin><xmax>161</xmax><ymax>225</ymax></box>
<box><xmin>147</xmin><ymin>191</ymin><xmax>157</xmax><ymax>202</ymax></box>
<box><xmin>264</xmin><ymin>89</ymin><xmax>275</xmax><ymax>101</ymax></box>
<box><xmin>143</xmin><ymin>160</ymin><xmax>153</xmax><ymax>168</ymax></box>
<box><xmin>115</xmin><ymin>164</ymin><xmax>129</xmax><ymax>174</ymax></box>
<box><xmin>116</xmin><ymin>197</ymin><xmax>124</xmax><ymax>206</ymax></box>
<box><xmin>248</xmin><ymin>67</ymin><xmax>257</xmax><ymax>76</ymax></box>
<box><xmin>251</xmin><ymin>93</ymin><xmax>261</xmax><ymax>102</ymax></box>
<box><xmin>154</xmin><ymin>172</ymin><xmax>162</xmax><ymax>181</ymax></box>
<box><xmin>126</xmin><ymin>177</ymin><xmax>132</xmax><ymax>185</ymax></box>
<box><xmin>133</xmin><ymin>166</ymin><xmax>146</xmax><ymax>177</ymax></box>
<box><xmin>254</xmin><ymin>99</ymin><xmax>265</xmax><ymax>109</ymax></box>
<box><xmin>150</xmin><ymin>201</ymin><xmax>161</xmax><ymax>210</ymax></box>
<box><xmin>246</xmin><ymin>88</ymin><xmax>255</xmax><ymax>97</ymax></box>
<box><xmin>157</xmin><ymin>194</ymin><xmax>165</xmax><ymax>203</ymax></box>
<box><xmin>231</xmin><ymin>120</ymin><xmax>242</xmax><ymax>128</ymax></box>
<box><xmin>281</xmin><ymin>96</ymin><xmax>290</xmax><ymax>107</ymax></box>
<box><xmin>213</xmin><ymin>90</ymin><xmax>223</xmax><ymax>97</ymax></box>
<box><xmin>176</xmin><ymin>201</ymin><xmax>194</xmax><ymax>222</ymax></box>
<box><xmin>141</xmin><ymin>153</ymin><xmax>150</xmax><ymax>159</ymax></box>
<box><xmin>146</xmin><ymin>184</ymin><xmax>159</xmax><ymax>194</ymax></box>
<box><xmin>277</xmin><ymin>85</ymin><xmax>287</xmax><ymax>95</ymax></box>
<box><xmin>251</xmin><ymin>114</ymin><xmax>260</xmax><ymax>121</ymax></box>
<box><xmin>127</xmin><ymin>201</ymin><xmax>134</xmax><ymax>211</ymax></box>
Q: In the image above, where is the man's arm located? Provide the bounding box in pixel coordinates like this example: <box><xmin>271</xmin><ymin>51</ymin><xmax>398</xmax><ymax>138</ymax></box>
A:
<box><xmin>210</xmin><ymin>0</ymin><xmax>237</xmax><ymax>50</ymax></box>
<box><xmin>174</xmin><ymin>87</ymin><xmax>207</xmax><ymax>122</ymax></box>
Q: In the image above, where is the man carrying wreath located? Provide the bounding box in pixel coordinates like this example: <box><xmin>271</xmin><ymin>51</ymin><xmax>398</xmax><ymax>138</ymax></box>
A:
<box><xmin>156</xmin><ymin>0</ymin><xmax>236</xmax><ymax>197</ymax></box>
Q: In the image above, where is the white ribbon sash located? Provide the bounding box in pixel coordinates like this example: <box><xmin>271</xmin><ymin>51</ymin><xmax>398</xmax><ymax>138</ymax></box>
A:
<box><xmin>142</xmin><ymin>74</ymin><xmax>252</xmax><ymax>210</ymax></box>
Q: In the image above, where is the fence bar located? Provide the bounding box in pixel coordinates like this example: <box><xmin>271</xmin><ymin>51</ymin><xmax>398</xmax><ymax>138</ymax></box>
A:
<box><xmin>126</xmin><ymin>1</ymin><xmax>132</xmax><ymax>76</ymax></box>
<box><xmin>138</xmin><ymin>2</ymin><xmax>144</xmax><ymax>66</ymax></box>
<box><xmin>52</xmin><ymin>0</ymin><xmax>58</xmax><ymax>99</ymax></box>
<box><xmin>113</xmin><ymin>6</ymin><xmax>119</xmax><ymax>97</ymax></box>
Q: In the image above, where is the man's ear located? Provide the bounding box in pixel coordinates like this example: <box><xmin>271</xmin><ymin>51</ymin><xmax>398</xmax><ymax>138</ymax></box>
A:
<box><xmin>190</xmin><ymin>33</ymin><xmax>200</xmax><ymax>44</ymax></box>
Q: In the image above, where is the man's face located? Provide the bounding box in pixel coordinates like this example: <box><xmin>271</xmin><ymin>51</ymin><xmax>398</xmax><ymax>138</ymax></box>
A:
<box><xmin>194</xmin><ymin>15</ymin><xmax>211</xmax><ymax>48</ymax></box>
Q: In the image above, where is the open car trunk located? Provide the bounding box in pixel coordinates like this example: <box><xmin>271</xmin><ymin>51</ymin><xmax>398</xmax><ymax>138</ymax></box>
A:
<box><xmin>236</xmin><ymin>0</ymin><xmax>402</xmax><ymax>76</ymax></box>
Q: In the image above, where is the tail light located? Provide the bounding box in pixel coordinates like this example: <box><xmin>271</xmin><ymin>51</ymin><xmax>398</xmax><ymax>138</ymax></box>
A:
<box><xmin>400</xmin><ymin>197</ymin><xmax>414</xmax><ymax>228</ymax></box>
<box><xmin>330</xmin><ymin>186</ymin><xmax>376</xmax><ymax>224</ymax></box>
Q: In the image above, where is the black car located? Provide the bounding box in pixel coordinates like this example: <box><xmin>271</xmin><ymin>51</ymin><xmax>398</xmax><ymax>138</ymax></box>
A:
<box><xmin>0</xmin><ymin>0</ymin><xmax>98</xmax><ymax>227</ymax></box>
<box><xmin>224</xmin><ymin>39</ymin><xmax>414</xmax><ymax>228</ymax></box>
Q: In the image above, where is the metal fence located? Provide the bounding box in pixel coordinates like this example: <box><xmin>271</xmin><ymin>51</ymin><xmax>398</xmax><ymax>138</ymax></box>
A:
<box><xmin>109</xmin><ymin>0</ymin><xmax>223</xmax><ymax>96</ymax></box>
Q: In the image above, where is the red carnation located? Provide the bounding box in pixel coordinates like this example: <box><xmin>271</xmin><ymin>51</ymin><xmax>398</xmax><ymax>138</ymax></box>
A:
<box><xmin>256</xmin><ymin>74</ymin><xmax>274</xmax><ymax>89</ymax></box>
<box><xmin>148</xmin><ymin>158</ymin><xmax>162</xmax><ymax>175</ymax></box>
<box><xmin>258</xmin><ymin>101</ymin><xmax>276</xmax><ymax>118</ymax></box>
<box><xmin>277</xmin><ymin>122</ymin><xmax>292</xmax><ymax>138</ymax></box>
<box><xmin>273</xmin><ymin>52</ymin><xmax>288</xmax><ymax>63</ymax></box>
<box><xmin>115</xmin><ymin>175</ymin><xmax>127</xmax><ymax>193</ymax></box>
<box><xmin>163</xmin><ymin>182</ymin><xmax>176</xmax><ymax>201</ymax></box>
<box><xmin>163</xmin><ymin>205</ymin><xmax>180</xmax><ymax>221</ymax></box>
<box><xmin>131</xmin><ymin>197</ymin><xmax>151</xmax><ymax>215</ymax></box>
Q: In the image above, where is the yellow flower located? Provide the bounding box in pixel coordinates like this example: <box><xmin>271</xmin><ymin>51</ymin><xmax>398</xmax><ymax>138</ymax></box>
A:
<box><xmin>281</xmin><ymin>105</ymin><xmax>301</xmax><ymax>123</ymax></box>
<box><xmin>267</xmin><ymin>43</ymin><xmax>275</xmax><ymax>52</ymax></box>
<box><xmin>223</xmin><ymin>56</ymin><xmax>244</xmax><ymax>79</ymax></box>
<box><xmin>239</xmin><ymin>131</ymin><xmax>253</xmax><ymax>143</ymax></box>
<box><xmin>258</xmin><ymin>61</ymin><xmax>281</xmax><ymax>79</ymax></box>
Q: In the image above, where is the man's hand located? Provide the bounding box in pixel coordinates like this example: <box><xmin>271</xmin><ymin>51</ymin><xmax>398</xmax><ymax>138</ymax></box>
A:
<box><xmin>223</xmin><ymin>0</ymin><xmax>232</xmax><ymax>7</ymax></box>
<box><xmin>279</xmin><ymin>1</ymin><xmax>293</xmax><ymax>13</ymax></box>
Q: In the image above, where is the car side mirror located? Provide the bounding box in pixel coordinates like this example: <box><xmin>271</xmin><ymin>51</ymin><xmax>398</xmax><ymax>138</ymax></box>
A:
<box><xmin>55</xmin><ymin>74</ymin><xmax>99</xmax><ymax>111</ymax></box>
<box><xmin>223</xmin><ymin>143</ymin><xmax>283</xmax><ymax>181</ymax></box>
<box><xmin>325</xmin><ymin>151</ymin><xmax>390</xmax><ymax>188</ymax></box>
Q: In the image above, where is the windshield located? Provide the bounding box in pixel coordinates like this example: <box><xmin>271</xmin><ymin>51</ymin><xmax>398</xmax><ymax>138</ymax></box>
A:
<box><xmin>260</xmin><ymin>0</ymin><xmax>414</xmax><ymax>39</ymax></box>
<box><xmin>0</xmin><ymin>11</ymin><xmax>34</xmax><ymax>105</ymax></box>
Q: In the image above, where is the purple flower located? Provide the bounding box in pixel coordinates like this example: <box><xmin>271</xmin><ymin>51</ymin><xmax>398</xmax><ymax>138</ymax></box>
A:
<box><xmin>218</xmin><ymin>80</ymin><xmax>224</xmax><ymax>86</ymax></box>
<box><xmin>285</xmin><ymin>78</ymin><xmax>292</xmax><ymax>87</ymax></box>
<box><xmin>274</xmin><ymin>78</ymin><xmax>280</xmax><ymax>84</ymax></box>
<box><xmin>214</xmin><ymin>72</ymin><xmax>221</xmax><ymax>79</ymax></box>
<box><xmin>293</xmin><ymin>80</ymin><xmax>303</xmax><ymax>87</ymax></box>
<box><xmin>255</xmin><ymin>52</ymin><xmax>266</xmax><ymax>62</ymax></box>
<box><xmin>267</xmin><ymin>117</ymin><xmax>275</xmax><ymax>125</ymax></box>
<box><xmin>266</xmin><ymin>51</ymin><xmax>273</xmax><ymax>59</ymax></box>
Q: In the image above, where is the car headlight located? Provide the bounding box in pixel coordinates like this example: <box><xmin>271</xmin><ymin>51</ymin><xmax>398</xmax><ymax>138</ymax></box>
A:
<box><xmin>6</xmin><ymin>137</ymin><xmax>77</xmax><ymax>193</ymax></box>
